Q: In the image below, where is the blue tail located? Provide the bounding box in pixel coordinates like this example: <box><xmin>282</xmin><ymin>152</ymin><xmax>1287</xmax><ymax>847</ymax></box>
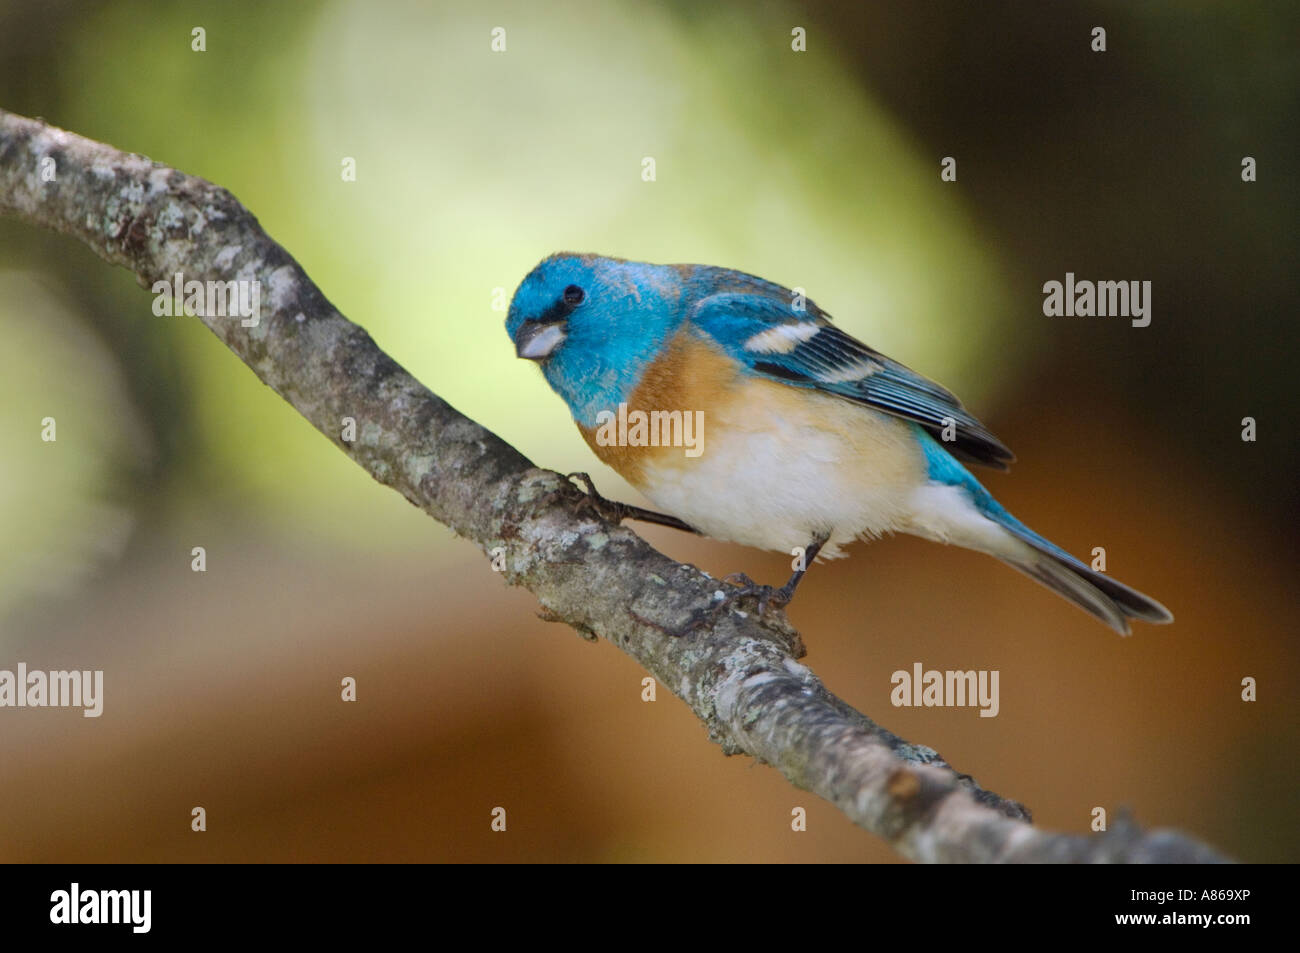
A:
<box><xmin>915</xmin><ymin>428</ymin><xmax>1173</xmax><ymax>634</ymax></box>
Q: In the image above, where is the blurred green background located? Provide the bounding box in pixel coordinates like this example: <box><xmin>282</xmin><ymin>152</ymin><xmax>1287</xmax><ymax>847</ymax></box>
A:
<box><xmin>0</xmin><ymin>0</ymin><xmax>1296</xmax><ymax>862</ymax></box>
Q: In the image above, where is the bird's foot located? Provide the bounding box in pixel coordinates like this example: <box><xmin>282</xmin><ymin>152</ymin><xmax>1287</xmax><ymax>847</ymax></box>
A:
<box><xmin>719</xmin><ymin>572</ymin><xmax>795</xmax><ymax>616</ymax></box>
<box><xmin>682</xmin><ymin>532</ymin><xmax>829</xmax><ymax>629</ymax></box>
<box><xmin>562</xmin><ymin>472</ymin><xmax>699</xmax><ymax>534</ymax></box>
<box><xmin>666</xmin><ymin>573</ymin><xmax>790</xmax><ymax>636</ymax></box>
<box><xmin>563</xmin><ymin>471</ymin><xmax>629</xmax><ymax>524</ymax></box>
<box><xmin>632</xmin><ymin>570</ymin><xmax>803</xmax><ymax>640</ymax></box>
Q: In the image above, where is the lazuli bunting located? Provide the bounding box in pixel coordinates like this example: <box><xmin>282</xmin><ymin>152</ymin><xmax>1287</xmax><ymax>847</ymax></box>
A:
<box><xmin>507</xmin><ymin>253</ymin><xmax>1172</xmax><ymax>635</ymax></box>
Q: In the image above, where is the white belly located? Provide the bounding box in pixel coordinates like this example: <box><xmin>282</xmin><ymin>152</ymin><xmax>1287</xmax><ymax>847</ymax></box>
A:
<box><xmin>634</xmin><ymin>380</ymin><xmax>928</xmax><ymax>559</ymax></box>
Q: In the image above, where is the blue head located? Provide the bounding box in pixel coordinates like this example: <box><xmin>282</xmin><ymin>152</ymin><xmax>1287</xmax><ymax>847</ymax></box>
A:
<box><xmin>506</xmin><ymin>253</ymin><xmax>690</xmax><ymax>426</ymax></box>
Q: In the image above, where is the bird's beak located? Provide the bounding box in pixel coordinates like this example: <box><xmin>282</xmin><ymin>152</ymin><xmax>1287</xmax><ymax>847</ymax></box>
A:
<box><xmin>514</xmin><ymin>319</ymin><xmax>568</xmax><ymax>361</ymax></box>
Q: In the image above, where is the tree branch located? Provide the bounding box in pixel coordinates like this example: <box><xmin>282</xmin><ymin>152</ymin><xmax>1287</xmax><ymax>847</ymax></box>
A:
<box><xmin>0</xmin><ymin>108</ymin><xmax>1229</xmax><ymax>863</ymax></box>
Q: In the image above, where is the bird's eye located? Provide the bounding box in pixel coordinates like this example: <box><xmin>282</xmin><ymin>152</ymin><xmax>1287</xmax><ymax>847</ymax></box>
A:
<box><xmin>562</xmin><ymin>284</ymin><xmax>585</xmax><ymax>306</ymax></box>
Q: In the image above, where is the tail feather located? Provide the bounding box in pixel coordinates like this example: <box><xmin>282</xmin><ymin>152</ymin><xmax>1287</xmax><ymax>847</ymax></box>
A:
<box><xmin>912</xmin><ymin>428</ymin><xmax>1174</xmax><ymax>635</ymax></box>
<box><xmin>1003</xmin><ymin>538</ymin><xmax>1173</xmax><ymax>635</ymax></box>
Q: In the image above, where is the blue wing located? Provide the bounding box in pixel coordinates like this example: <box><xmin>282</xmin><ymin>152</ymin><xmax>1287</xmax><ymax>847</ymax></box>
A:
<box><xmin>684</xmin><ymin>270</ymin><xmax>1014</xmax><ymax>470</ymax></box>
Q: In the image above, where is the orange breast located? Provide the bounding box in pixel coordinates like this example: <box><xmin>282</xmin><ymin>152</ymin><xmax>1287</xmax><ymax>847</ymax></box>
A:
<box><xmin>578</xmin><ymin>327</ymin><xmax>739</xmax><ymax>487</ymax></box>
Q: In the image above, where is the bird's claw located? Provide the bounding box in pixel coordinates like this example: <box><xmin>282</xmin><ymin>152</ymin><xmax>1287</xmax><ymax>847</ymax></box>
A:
<box><xmin>632</xmin><ymin>574</ymin><xmax>793</xmax><ymax>640</ymax></box>
<box><xmin>564</xmin><ymin>471</ymin><xmax>628</xmax><ymax>524</ymax></box>
<box><xmin>555</xmin><ymin>472</ymin><xmax>700</xmax><ymax>534</ymax></box>
<box><xmin>535</xmin><ymin>471</ymin><xmax>625</xmax><ymax>523</ymax></box>
<box><xmin>706</xmin><ymin>572</ymin><xmax>791</xmax><ymax>620</ymax></box>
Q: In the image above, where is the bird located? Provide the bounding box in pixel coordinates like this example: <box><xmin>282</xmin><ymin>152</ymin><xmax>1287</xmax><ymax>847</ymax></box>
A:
<box><xmin>506</xmin><ymin>252</ymin><xmax>1173</xmax><ymax>635</ymax></box>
